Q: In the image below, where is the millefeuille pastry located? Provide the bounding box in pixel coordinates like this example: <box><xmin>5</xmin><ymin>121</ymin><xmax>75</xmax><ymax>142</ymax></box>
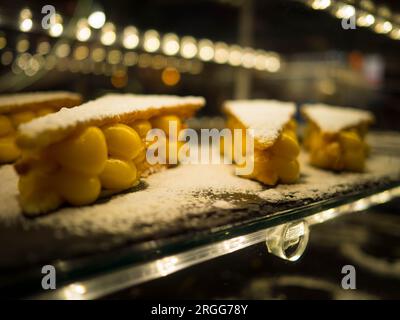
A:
<box><xmin>223</xmin><ymin>100</ymin><xmax>300</xmax><ymax>185</ymax></box>
<box><xmin>0</xmin><ymin>91</ymin><xmax>82</xmax><ymax>164</ymax></box>
<box><xmin>14</xmin><ymin>94</ymin><xmax>205</xmax><ymax>215</ymax></box>
<box><xmin>302</xmin><ymin>104</ymin><xmax>374</xmax><ymax>172</ymax></box>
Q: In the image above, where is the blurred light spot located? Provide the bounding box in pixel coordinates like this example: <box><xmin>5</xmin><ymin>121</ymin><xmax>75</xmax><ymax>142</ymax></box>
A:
<box><xmin>138</xmin><ymin>53</ymin><xmax>152</xmax><ymax>67</ymax></box>
<box><xmin>33</xmin><ymin>53</ymin><xmax>45</xmax><ymax>67</ymax></box>
<box><xmin>123</xmin><ymin>26</ymin><xmax>139</xmax><ymax>49</ymax></box>
<box><xmin>162</xmin><ymin>33</ymin><xmax>180</xmax><ymax>56</ymax></box>
<box><xmin>377</xmin><ymin>6</ymin><xmax>391</xmax><ymax>19</ymax></box>
<box><xmin>356</xmin><ymin>12</ymin><xmax>375</xmax><ymax>27</ymax></box>
<box><xmin>111</xmin><ymin>69</ymin><xmax>128</xmax><ymax>88</ymax></box>
<box><xmin>123</xmin><ymin>52</ymin><xmax>138</xmax><ymax>66</ymax></box>
<box><xmin>76</xmin><ymin>19</ymin><xmax>91</xmax><ymax>42</ymax></box>
<box><xmin>310</xmin><ymin>0</ymin><xmax>331</xmax><ymax>10</ymax></box>
<box><xmin>374</xmin><ymin>20</ymin><xmax>392</xmax><ymax>34</ymax></box>
<box><xmin>20</xmin><ymin>19</ymin><xmax>32</xmax><ymax>32</ymax></box>
<box><xmin>390</xmin><ymin>28</ymin><xmax>400</xmax><ymax>40</ymax></box>
<box><xmin>335</xmin><ymin>4</ymin><xmax>355</xmax><ymax>19</ymax></box>
<box><xmin>152</xmin><ymin>55</ymin><xmax>167</xmax><ymax>69</ymax></box>
<box><xmin>49</xmin><ymin>14</ymin><xmax>63</xmax><ymax>37</ymax></box>
<box><xmin>37</xmin><ymin>41</ymin><xmax>50</xmax><ymax>55</ymax></box>
<box><xmin>92</xmin><ymin>47</ymin><xmax>106</xmax><ymax>62</ymax></box>
<box><xmin>1</xmin><ymin>51</ymin><xmax>13</xmax><ymax>66</ymax></box>
<box><xmin>107</xmin><ymin>49</ymin><xmax>122</xmax><ymax>64</ymax></box>
<box><xmin>19</xmin><ymin>9</ymin><xmax>33</xmax><ymax>32</ymax></box>
<box><xmin>318</xmin><ymin>79</ymin><xmax>336</xmax><ymax>95</ymax></box>
<box><xmin>228</xmin><ymin>45</ymin><xmax>242</xmax><ymax>66</ymax></box>
<box><xmin>360</xmin><ymin>0</ymin><xmax>375</xmax><ymax>11</ymax></box>
<box><xmin>214</xmin><ymin>42</ymin><xmax>229</xmax><ymax>64</ymax></box>
<box><xmin>265</xmin><ymin>53</ymin><xmax>281</xmax><ymax>72</ymax></box>
<box><xmin>0</xmin><ymin>34</ymin><xmax>7</xmax><ymax>50</ymax></box>
<box><xmin>25</xmin><ymin>56</ymin><xmax>40</xmax><ymax>76</ymax></box>
<box><xmin>16</xmin><ymin>53</ymin><xmax>30</xmax><ymax>70</ymax></box>
<box><xmin>198</xmin><ymin>39</ymin><xmax>214</xmax><ymax>61</ymax></box>
<box><xmin>241</xmin><ymin>48</ymin><xmax>255</xmax><ymax>69</ymax></box>
<box><xmin>88</xmin><ymin>11</ymin><xmax>106</xmax><ymax>29</ymax></box>
<box><xmin>101</xmin><ymin>23</ymin><xmax>116</xmax><ymax>46</ymax></box>
<box><xmin>55</xmin><ymin>43</ymin><xmax>70</xmax><ymax>58</ymax></box>
<box><xmin>180</xmin><ymin>36</ymin><xmax>197</xmax><ymax>59</ymax></box>
<box><xmin>143</xmin><ymin>30</ymin><xmax>160</xmax><ymax>53</ymax></box>
<box><xmin>161</xmin><ymin>67</ymin><xmax>180</xmax><ymax>86</ymax></box>
<box><xmin>16</xmin><ymin>38</ymin><xmax>29</xmax><ymax>53</ymax></box>
<box><xmin>254</xmin><ymin>50</ymin><xmax>267</xmax><ymax>70</ymax></box>
<box><xmin>74</xmin><ymin>45</ymin><xmax>89</xmax><ymax>60</ymax></box>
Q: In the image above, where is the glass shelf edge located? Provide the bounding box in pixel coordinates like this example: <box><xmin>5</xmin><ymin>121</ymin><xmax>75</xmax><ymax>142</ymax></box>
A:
<box><xmin>30</xmin><ymin>185</ymin><xmax>400</xmax><ymax>300</ymax></box>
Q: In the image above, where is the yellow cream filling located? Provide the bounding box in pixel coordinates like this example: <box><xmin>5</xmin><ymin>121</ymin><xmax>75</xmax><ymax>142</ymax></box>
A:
<box><xmin>303</xmin><ymin>122</ymin><xmax>369</xmax><ymax>172</ymax></box>
<box><xmin>0</xmin><ymin>108</ymin><xmax>58</xmax><ymax>164</ymax></box>
<box><xmin>16</xmin><ymin>115</ymin><xmax>184</xmax><ymax>214</ymax></box>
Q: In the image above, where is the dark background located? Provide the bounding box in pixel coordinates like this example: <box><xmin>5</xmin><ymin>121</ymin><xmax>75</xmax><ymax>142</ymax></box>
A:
<box><xmin>0</xmin><ymin>0</ymin><xmax>399</xmax><ymax>129</ymax></box>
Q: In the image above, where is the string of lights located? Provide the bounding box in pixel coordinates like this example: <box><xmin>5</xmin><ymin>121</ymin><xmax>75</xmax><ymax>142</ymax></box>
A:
<box><xmin>2</xmin><ymin>1</ymin><xmax>397</xmax><ymax>89</ymax></box>
<box><xmin>2</xmin><ymin>7</ymin><xmax>282</xmax><ymax>74</ymax></box>
<box><xmin>305</xmin><ymin>0</ymin><xmax>400</xmax><ymax>40</ymax></box>
<box><xmin>0</xmin><ymin>31</ymin><xmax>205</xmax><ymax>90</ymax></box>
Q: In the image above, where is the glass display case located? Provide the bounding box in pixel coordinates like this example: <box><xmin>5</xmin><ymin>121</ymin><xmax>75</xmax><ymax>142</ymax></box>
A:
<box><xmin>0</xmin><ymin>0</ymin><xmax>399</xmax><ymax>300</ymax></box>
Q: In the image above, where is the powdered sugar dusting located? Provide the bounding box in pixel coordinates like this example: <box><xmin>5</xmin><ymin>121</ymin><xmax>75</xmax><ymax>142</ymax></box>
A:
<box><xmin>302</xmin><ymin>104</ymin><xmax>374</xmax><ymax>133</ymax></box>
<box><xmin>19</xmin><ymin>94</ymin><xmax>205</xmax><ymax>143</ymax></box>
<box><xmin>224</xmin><ymin>100</ymin><xmax>296</xmax><ymax>147</ymax></box>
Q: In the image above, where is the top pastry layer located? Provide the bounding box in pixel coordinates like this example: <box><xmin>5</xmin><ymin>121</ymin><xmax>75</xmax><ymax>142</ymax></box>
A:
<box><xmin>302</xmin><ymin>104</ymin><xmax>374</xmax><ymax>133</ymax></box>
<box><xmin>17</xmin><ymin>94</ymin><xmax>205</xmax><ymax>149</ymax></box>
<box><xmin>223</xmin><ymin>99</ymin><xmax>296</xmax><ymax>149</ymax></box>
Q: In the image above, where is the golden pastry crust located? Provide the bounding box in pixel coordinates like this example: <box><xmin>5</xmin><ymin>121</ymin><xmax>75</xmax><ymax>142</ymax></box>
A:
<box><xmin>301</xmin><ymin>104</ymin><xmax>374</xmax><ymax>172</ymax></box>
<box><xmin>17</xmin><ymin>95</ymin><xmax>204</xmax><ymax>150</ymax></box>
<box><xmin>0</xmin><ymin>92</ymin><xmax>82</xmax><ymax>164</ymax></box>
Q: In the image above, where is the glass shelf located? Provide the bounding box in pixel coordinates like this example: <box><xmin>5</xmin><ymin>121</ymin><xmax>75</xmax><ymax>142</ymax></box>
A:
<box><xmin>3</xmin><ymin>181</ymin><xmax>398</xmax><ymax>299</ymax></box>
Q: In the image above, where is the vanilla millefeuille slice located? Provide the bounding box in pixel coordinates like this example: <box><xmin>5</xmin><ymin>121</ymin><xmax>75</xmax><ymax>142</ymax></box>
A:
<box><xmin>14</xmin><ymin>94</ymin><xmax>205</xmax><ymax>215</ymax></box>
<box><xmin>223</xmin><ymin>100</ymin><xmax>300</xmax><ymax>185</ymax></box>
<box><xmin>302</xmin><ymin>103</ymin><xmax>374</xmax><ymax>172</ymax></box>
<box><xmin>0</xmin><ymin>91</ymin><xmax>82</xmax><ymax>164</ymax></box>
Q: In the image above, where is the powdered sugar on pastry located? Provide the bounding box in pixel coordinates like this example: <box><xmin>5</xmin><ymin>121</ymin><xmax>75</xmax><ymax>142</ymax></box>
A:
<box><xmin>224</xmin><ymin>100</ymin><xmax>296</xmax><ymax>148</ymax></box>
<box><xmin>17</xmin><ymin>94</ymin><xmax>205</xmax><ymax>148</ymax></box>
<box><xmin>302</xmin><ymin>104</ymin><xmax>374</xmax><ymax>133</ymax></box>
